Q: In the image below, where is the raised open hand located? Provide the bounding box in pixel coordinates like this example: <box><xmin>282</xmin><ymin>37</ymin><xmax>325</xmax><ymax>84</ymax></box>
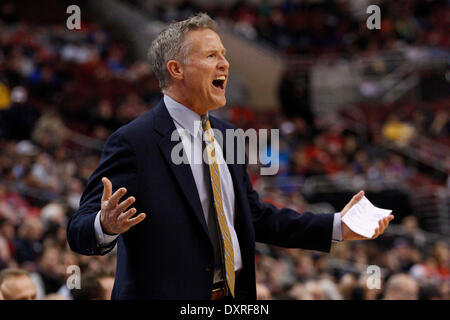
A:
<box><xmin>100</xmin><ymin>177</ymin><xmax>146</xmax><ymax>235</ymax></box>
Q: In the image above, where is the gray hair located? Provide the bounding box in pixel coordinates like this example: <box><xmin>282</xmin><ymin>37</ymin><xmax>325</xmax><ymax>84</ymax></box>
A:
<box><xmin>148</xmin><ymin>13</ymin><xmax>217</xmax><ymax>91</ymax></box>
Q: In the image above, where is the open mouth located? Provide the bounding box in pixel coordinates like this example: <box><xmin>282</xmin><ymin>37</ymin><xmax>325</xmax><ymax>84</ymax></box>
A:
<box><xmin>212</xmin><ymin>75</ymin><xmax>226</xmax><ymax>90</ymax></box>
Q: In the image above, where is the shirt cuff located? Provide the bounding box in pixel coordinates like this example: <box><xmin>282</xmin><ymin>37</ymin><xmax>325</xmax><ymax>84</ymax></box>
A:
<box><xmin>94</xmin><ymin>211</ymin><xmax>119</xmax><ymax>246</ymax></box>
<box><xmin>332</xmin><ymin>212</ymin><xmax>343</xmax><ymax>242</ymax></box>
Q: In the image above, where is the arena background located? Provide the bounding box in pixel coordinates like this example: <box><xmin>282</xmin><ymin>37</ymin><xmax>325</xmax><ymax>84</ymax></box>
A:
<box><xmin>0</xmin><ymin>0</ymin><xmax>448</xmax><ymax>300</ymax></box>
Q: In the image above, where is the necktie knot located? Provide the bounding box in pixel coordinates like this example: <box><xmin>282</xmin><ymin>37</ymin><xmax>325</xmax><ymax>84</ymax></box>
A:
<box><xmin>201</xmin><ymin>114</ymin><xmax>211</xmax><ymax>131</ymax></box>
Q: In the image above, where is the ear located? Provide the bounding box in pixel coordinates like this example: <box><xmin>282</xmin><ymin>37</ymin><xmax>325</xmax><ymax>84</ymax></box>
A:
<box><xmin>166</xmin><ymin>60</ymin><xmax>184</xmax><ymax>81</ymax></box>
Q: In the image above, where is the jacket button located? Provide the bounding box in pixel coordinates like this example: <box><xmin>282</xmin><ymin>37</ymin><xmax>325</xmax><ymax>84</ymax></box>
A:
<box><xmin>205</xmin><ymin>264</ymin><xmax>212</xmax><ymax>272</ymax></box>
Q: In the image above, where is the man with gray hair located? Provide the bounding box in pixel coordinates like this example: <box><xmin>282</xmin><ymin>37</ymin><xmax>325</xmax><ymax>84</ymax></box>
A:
<box><xmin>67</xmin><ymin>13</ymin><xmax>393</xmax><ymax>300</ymax></box>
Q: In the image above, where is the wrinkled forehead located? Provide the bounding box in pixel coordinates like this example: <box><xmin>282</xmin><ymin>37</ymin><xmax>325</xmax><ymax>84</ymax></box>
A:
<box><xmin>184</xmin><ymin>29</ymin><xmax>225</xmax><ymax>54</ymax></box>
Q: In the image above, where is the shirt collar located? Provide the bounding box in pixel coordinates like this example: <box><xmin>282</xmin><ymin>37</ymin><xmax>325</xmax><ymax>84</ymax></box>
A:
<box><xmin>164</xmin><ymin>94</ymin><xmax>205</xmax><ymax>138</ymax></box>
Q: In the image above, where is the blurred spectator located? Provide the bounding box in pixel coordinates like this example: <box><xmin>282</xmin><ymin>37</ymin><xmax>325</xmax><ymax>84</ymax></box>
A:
<box><xmin>30</xmin><ymin>245</ymin><xmax>65</xmax><ymax>299</ymax></box>
<box><xmin>115</xmin><ymin>92</ymin><xmax>148</xmax><ymax>125</ymax></box>
<box><xmin>431</xmin><ymin>241</ymin><xmax>449</xmax><ymax>279</ymax></box>
<box><xmin>357</xmin><ymin>273</ymin><xmax>383</xmax><ymax>300</ymax></box>
<box><xmin>256</xmin><ymin>282</ymin><xmax>272</xmax><ymax>300</ymax></box>
<box><xmin>0</xmin><ymin>87</ymin><xmax>39</xmax><ymax>141</ymax></box>
<box><xmin>401</xmin><ymin>216</ymin><xmax>426</xmax><ymax>248</ymax></box>
<box><xmin>0</xmin><ymin>217</ymin><xmax>15</xmax><ymax>268</ymax></box>
<box><xmin>382</xmin><ymin>114</ymin><xmax>416</xmax><ymax>146</ymax></box>
<box><xmin>303</xmin><ymin>280</ymin><xmax>326</xmax><ymax>300</ymax></box>
<box><xmin>0</xmin><ymin>181</ymin><xmax>30</xmax><ymax>225</ymax></box>
<box><xmin>288</xmin><ymin>283</ymin><xmax>313</xmax><ymax>300</ymax></box>
<box><xmin>440</xmin><ymin>280</ymin><xmax>450</xmax><ymax>300</ymax></box>
<box><xmin>71</xmin><ymin>270</ymin><xmax>114</xmax><ymax>300</ymax></box>
<box><xmin>40</xmin><ymin>202</ymin><xmax>67</xmax><ymax>234</ymax></box>
<box><xmin>419</xmin><ymin>281</ymin><xmax>443</xmax><ymax>300</ymax></box>
<box><xmin>294</xmin><ymin>254</ymin><xmax>315</xmax><ymax>282</ymax></box>
<box><xmin>14</xmin><ymin>217</ymin><xmax>43</xmax><ymax>266</ymax></box>
<box><xmin>0</xmin><ymin>268</ymin><xmax>36</xmax><ymax>300</ymax></box>
<box><xmin>42</xmin><ymin>293</ymin><xmax>68</xmax><ymax>300</ymax></box>
<box><xmin>0</xmin><ymin>227</ymin><xmax>10</xmax><ymax>269</ymax></box>
<box><xmin>338</xmin><ymin>273</ymin><xmax>358</xmax><ymax>300</ymax></box>
<box><xmin>383</xmin><ymin>274</ymin><xmax>419</xmax><ymax>300</ymax></box>
<box><xmin>318</xmin><ymin>277</ymin><xmax>342</xmax><ymax>300</ymax></box>
<box><xmin>31</xmin><ymin>109</ymin><xmax>68</xmax><ymax>150</ymax></box>
<box><xmin>429</xmin><ymin>109</ymin><xmax>449</xmax><ymax>137</ymax></box>
<box><xmin>98</xmin><ymin>271</ymin><xmax>115</xmax><ymax>300</ymax></box>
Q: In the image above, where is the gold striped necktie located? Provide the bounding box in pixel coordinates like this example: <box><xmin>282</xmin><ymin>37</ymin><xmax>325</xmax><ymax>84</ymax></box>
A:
<box><xmin>201</xmin><ymin>115</ymin><xmax>235</xmax><ymax>297</ymax></box>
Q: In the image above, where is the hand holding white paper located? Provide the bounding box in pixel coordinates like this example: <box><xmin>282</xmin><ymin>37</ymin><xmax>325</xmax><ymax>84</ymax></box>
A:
<box><xmin>341</xmin><ymin>196</ymin><xmax>392</xmax><ymax>238</ymax></box>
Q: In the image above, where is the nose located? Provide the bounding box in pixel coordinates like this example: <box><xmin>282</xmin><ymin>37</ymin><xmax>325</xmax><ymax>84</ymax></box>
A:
<box><xmin>218</xmin><ymin>53</ymin><xmax>229</xmax><ymax>71</ymax></box>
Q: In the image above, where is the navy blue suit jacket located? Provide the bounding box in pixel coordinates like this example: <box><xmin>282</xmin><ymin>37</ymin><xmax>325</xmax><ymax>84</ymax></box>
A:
<box><xmin>67</xmin><ymin>99</ymin><xmax>334</xmax><ymax>300</ymax></box>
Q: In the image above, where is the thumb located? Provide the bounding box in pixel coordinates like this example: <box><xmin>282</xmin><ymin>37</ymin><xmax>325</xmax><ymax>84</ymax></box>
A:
<box><xmin>350</xmin><ymin>190</ymin><xmax>365</xmax><ymax>205</ymax></box>
<box><xmin>341</xmin><ymin>190</ymin><xmax>365</xmax><ymax>216</ymax></box>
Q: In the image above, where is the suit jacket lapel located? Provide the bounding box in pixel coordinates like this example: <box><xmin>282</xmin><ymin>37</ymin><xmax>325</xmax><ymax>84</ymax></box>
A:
<box><xmin>153</xmin><ymin>101</ymin><xmax>209</xmax><ymax>237</ymax></box>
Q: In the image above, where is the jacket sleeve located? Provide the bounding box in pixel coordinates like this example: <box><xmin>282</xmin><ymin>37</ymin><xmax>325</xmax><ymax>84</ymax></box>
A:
<box><xmin>244</xmin><ymin>165</ymin><xmax>334</xmax><ymax>253</ymax></box>
<box><xmin>67</xmin><ymin>129</ymin><xmax>138</xmax><ymax>256</ymax></box>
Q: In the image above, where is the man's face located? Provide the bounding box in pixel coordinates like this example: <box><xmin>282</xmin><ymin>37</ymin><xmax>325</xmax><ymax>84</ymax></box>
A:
<box><xmin>0</xmin><ymin>275</ymin><xmax>37</xmax><ymax>300</ymax></box>
<box><xmin>180</xmin><ymin>29</ymin><xmax>229</xmax><ymax>114</ymax></box>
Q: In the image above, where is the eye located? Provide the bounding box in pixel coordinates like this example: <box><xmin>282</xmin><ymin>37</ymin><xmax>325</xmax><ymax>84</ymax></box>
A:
<box><xmin>207</xmin><ymin>53</ymin><xmax>216</xmax><ymax>58</ymax></box>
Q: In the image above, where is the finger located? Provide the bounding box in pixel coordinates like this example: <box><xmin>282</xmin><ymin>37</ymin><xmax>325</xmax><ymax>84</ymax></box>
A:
<box><xmin>125</xmin><ymin>213</ymin><xmax>146</xmax><ymax>228</ymax></box>
<box><xmin>376</xmin><ymin>218</ymin><xmax>386</xmax><ymax>237</ymax></box>
<box><xmin>383</xmin><ymin>217</ymin><xmax>389</xmax><ymax>229</ymax></box>
<box><xmin>118</xmin><ymin>207</ymin><xmax>137</xmax><ymax>222</ymax></box>
<box><xmin>377</xmin><ymin>219</ymin><xmax>386</xmax><ymax>235</ymax></box>
<box><xmin>372</xmin><ymin>224</ymin><xmax>383</xmax><ymax>239</ymax></box>
<box><xmin>378</xmin><ymin>218</ymin><xmax>386</xmax><ymax>232</ymax></box>
<box><xmin>107</xmin><ymin>187</ymin><xmax>127</xmax><ymax>209</ymax></box>
<box><xmin>348</xmin><ymin>190</ymin><xmax>364</xmax><ymax>207</ymax></box>
<box><xmin>116</xmin><ymin>197</ymin><xmax>136</xmax><ymax>215</ymax></box>
<box><xmin>379</xmin><ymin>218</ymin><xmax>384</xmax><ymax>229</ymax></box>
<box><xmin>101</xmin><ymin>177</ymin><xmax>112</xmax><ymax>202</ymax></box>
<box><xmin>371</xmin><ymin>229</ymin><xmax>376</xmax><ymax>239</ymax></box>
<box><xmin>372</xmin><ymin>227</ymin><xmax>380</xmax><ymax>239</ymax></box>
<box><xmin>353</xmin><ymin>190</ymin><xmax>365</xmax><ymax>202</ymax></box>
<box><xmin>341</xmin><ymin>190</ymin><xmax>365</xmax><ymax>215</ymax></box>
<box><xmin>383</xmin><ymin>216</ymin><xmax>392</xmax><ymax>228</ymax></box>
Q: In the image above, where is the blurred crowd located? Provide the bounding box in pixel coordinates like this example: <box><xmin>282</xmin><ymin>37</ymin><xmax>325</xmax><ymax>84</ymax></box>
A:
<box><xmin>380</xmin><ymin>100</ymin><xmax>449</xmax><ymax>146</ymax></box>
<box><xmin>0</xmin><ymin>1</ymin><xmax>161</xmax><ymax>142</ymax></box>
<box><xmin>234</xmin><ymin>103</ymin><xmax>447</xmax><ymax>195</ymax></box>
<box><xmin>139</xmin><ymin>0</ymin><xmax>448</xmax><ymax>57</ymax></box>
<box><xmin>0</xmin><ymin>1</ymin><xmax>449</xmax><ymax>300</ymax></box>
<box><xmin>253</xmin><ymin>215</ymin><xmax>449</xmax><ymax>300</ymax></box>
